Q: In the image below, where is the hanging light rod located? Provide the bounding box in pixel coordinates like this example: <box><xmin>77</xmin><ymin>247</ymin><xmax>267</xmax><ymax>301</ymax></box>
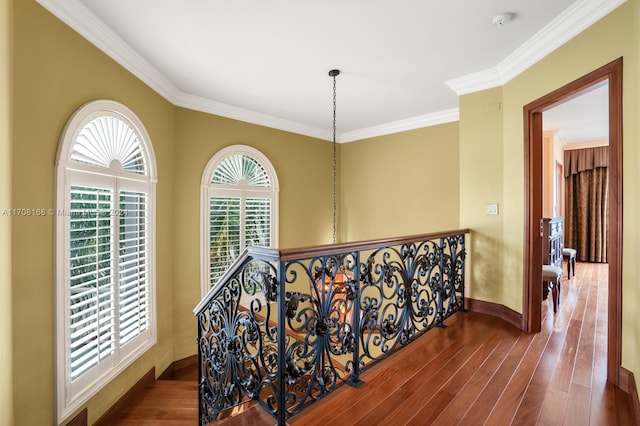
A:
<box><xmin>329</xmin><ymin>69</ymin><xmax>340</xmax><ymax>244</ymax></box>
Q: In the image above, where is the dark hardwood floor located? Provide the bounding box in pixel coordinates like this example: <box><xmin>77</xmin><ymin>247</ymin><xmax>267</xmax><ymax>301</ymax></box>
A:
<box><xmin>110</xmin><ymin>262</ymin><xmax>637</xmax><ymax>425</ymax></box>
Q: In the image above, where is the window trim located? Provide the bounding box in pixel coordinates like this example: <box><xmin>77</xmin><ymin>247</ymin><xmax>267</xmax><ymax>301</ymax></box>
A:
<box><xmin>55</xmin><ymin>100</ymin><xmax>157</xmax><ymax>423</ymax></box>
<box><xmin>200</xmin><ymin>145</ymin><xmax>279</xmax><ymax>297</ymax></box>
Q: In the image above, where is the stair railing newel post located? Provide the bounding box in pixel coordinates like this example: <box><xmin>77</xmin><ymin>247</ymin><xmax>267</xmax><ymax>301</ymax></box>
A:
<box><xmin>276</xmin><ymin>259</ymin><xmax>287</xmax><ymax>425</ymax></box>
<box><xmin>460</xmin><ymin>235</ymin><xmax>467</xmax><ymax>312</ymax></box>
<box><xmin>436</xmin><ymin>237</ymin><xmax>446</xmax><ymax>328</ymax></box>
<box><xmin>349</xmin><ymin>251</ymin><xmax>363</xmax><ymax>387</ymax></box>
<box><xmin>197</xmin><ymin>313</ymin><xmax>203</xmax><ymax>425</ymax></box>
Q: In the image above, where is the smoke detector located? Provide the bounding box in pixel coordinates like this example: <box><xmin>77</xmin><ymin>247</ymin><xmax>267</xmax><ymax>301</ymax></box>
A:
<box><xmin>492</xmin><ymin>13</ymin><xmax>515</xmax><ymax>26</ymax></box>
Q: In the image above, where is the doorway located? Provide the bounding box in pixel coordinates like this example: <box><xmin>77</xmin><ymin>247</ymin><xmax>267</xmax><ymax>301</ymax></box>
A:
<box><xmin>522</xmin><ymin>58</ymin><xmax>622</xmax><ymax>385</ymax></box>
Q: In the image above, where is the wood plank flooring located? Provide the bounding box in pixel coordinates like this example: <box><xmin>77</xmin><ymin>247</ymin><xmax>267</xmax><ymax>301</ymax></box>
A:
<box><xmin>110</xmin><ymin>262</ymin><xmax>636</xmax><ymax>425</ymax></box>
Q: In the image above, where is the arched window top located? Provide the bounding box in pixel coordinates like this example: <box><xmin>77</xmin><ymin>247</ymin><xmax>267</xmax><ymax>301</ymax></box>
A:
<box><xmin>58</xmin><ymin>100</ymin><xmax>156</xmax><ymax>180</ymax></box>
<box><xmin>211</xmin><ymin>154</ymin><xmax>270</xmax><ymax>187</ymax></box>
<box><xmin>71</xmin><ymin>115</ymin><xmax>146</xmax><ymax>174</ymax></box>
<box><xmin>202</xmin><ymin>145</ymin><xmax>279</xmax><ymax>190</ymax></box>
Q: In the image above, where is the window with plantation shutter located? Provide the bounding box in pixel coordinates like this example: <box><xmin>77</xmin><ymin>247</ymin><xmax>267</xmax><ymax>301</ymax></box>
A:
<box><xmin>201</xmin><ymin>146</ymin><xmax>279</xmax><ymax>295</ymax></box>
<box><xmin>68</xmin><ymin>185</ymin><xmax>115</xmax><ymax>381</ymax></box>
<box><xmin>55</xmin><ymin>100</ymin><xmax>157</xmax><ymax>423</ymax></box>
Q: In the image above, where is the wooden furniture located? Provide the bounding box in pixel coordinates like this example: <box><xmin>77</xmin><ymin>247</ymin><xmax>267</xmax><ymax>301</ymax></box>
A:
<box><xmin>542</xmin><ymin>217</ymin><xmax>563</xmax><ymax>268</ymax></box>
<box><xmin>563</xmin><ymin>248</ymin><xmax>577</xmax><ymax>277</ymax></box>
<box><xmin>542</xmin><ymin>265</ymin><xmax>562</xmax><ymax>313</ymax></box>
<box><xmin>542</xmin><ymin>217</ymin><xmax>564</xmax><ymax>313</ymax></box>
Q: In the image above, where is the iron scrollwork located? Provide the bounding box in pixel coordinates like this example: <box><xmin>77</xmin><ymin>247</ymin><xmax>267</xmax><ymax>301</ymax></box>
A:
<box><xmin>195</xmin><ymin>232</ymin><xmax>468</xmax><ymax>425</ymax></box>
<box><xmin>197</xmin><ymin>259</ymin><xmax>278</xmax><ymax>424</ymax></box>
<box><xmin>280</xmin><ymin>254</ymin><xmax>358</xmax><ymax>415</ymax></box>
<box><xmin>442</xmin><ymin>235</ymin><xmax>467</xmax><ymax>318</ymax></box>
<box><xmin>358</xmin><ymin>241</ymin><xmax>441</xmax><ymax>363</ymax></box>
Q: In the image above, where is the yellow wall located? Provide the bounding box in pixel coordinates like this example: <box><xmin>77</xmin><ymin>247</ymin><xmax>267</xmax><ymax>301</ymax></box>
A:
<box><xmin>459</xmin><ymin>0</ymin><xmax>639</xmax><ymax>378</ymax></box>
<box><xmin>634</xmin><ymin>0</ymin><xmax>640</xmax><ymax>384</ymax></box>
<box><xmin>340</xmin><ymin>122</ymin><xmax>460</xmax><ymax>242</ymax></box>
<box><xmin>1</xmin><ymin>0</ymin><xmax>14</xmax><ymax>424</ymax></box>
<box><xmin>459</xmin><ymin>87</ymin><xmax>505</xmax><ymax>304</ymax></box>
<box><xmin>12</xmin><ymin>1</ymin><xmax>176</xmax><ymax>424</ymax></box>
<box><xmin>171</xmin><ymin>108</ymin><xmax>334</xmax><ymax>359</ymax></box>
<box><xmin>8</xmin><ymin>0</ymin><xmax>640</xmax><ymax>423</ymax></box>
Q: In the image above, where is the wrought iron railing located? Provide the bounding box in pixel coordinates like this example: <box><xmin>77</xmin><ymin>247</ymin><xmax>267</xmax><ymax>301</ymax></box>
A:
<box><xmin>194</xmin><ymin>229</ymin><xmax>469</xmax><ymax>425</ymax></box>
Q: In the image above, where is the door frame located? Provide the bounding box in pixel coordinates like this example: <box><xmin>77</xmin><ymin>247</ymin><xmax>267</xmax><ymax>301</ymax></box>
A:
<box><xmin>522</xmin><ymin>57</ymin><xmax>622</xmax><ymax>385</ymax></box>
<box><xmin>555</xmin><ymin>161</ymin><xmax>564</xmax><ymax>218</ymax></box>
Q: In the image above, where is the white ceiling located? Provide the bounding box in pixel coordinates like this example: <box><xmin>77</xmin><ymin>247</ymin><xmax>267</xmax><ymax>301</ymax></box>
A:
<box><xmin>543</xmin><ymin>80</ymin><xmax>609</xmax><ymax>144</ymax></box>
<box><xmin>36</xmin><ymin>0</ymin><xmax>625</xmax><ymax>142</ymax></box>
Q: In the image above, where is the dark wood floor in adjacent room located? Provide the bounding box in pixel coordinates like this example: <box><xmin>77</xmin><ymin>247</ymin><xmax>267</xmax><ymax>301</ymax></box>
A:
<box><xmin>111</xmin><ymin>262</ymin><xmax>636</xmax><ymax>425</ymax></box>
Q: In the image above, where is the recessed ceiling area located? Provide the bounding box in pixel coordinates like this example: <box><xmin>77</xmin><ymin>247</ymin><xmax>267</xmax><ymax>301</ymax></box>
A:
<box><xmin>37</xmin><ymin>0</ymin><xmax>625</xmax><ymax>141</ymax></box>
<box><xmin>543</xmin><ymin>80</ymin><xmax>609</xmax><ymax>145</ymax></box>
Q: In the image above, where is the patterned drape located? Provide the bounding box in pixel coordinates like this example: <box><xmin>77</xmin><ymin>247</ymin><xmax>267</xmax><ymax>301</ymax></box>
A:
<box><xmin>564</xmin><ymin>146</ymin><xmax>609</xmax><ymax>263</ymax></box>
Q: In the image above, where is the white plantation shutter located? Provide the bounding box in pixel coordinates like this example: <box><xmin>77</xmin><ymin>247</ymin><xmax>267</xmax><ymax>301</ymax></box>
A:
<box><xmin>71</xmin><ymin>116</ymin><xmax>146</xmax><ymax>174</ymax></box>
<box><xmin>209</xmin><ymin>196</ymin><xmax>241</xmax><ymax>284</ymax></box>
<box><xmin>56</xmin><ymin>100</ymin><xmax>156</xmax><ymax>422</ymax></box>
<box><xmin>118</xmin><ymin>190</ymin><xmax>150</xmax><ymax>346</ymax></box>
<box><xmin>246</xmin><ymin>197</ymin><xmax>271</xmax><ymax>247</ymax></box>
<box><xmin>202</xmin><ymin>146</ymin><xmax>279</xmax><ymax>294</ymax></box>
<box><xmin>68</xmin><ymin>185</ymin><xmax>115</xmax><ymax>380</ymax></box>
<box><xmin>211</xmin><ymin>154</ymin><xmax>270</xmax><ymax>187</ymax></box>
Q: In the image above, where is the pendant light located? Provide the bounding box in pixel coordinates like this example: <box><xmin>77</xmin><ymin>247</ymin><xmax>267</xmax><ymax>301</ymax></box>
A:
<box><xmin>329</xmin><ymin>69</ymin><xmax>340</xmax><ymax>244</ymax></box>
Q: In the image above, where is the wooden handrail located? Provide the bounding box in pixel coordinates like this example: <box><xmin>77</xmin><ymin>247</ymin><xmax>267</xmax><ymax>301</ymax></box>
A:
<box><xmin>193</xmin><ymin>248</ymin><xmax>252</xmax><ymax>314</ymax></box>
<box><xmin>195</xmin><ymin>229</ymin><xmax>470</xmax><ymax>314</ymax></box>
<box><xmin>250</xmin><ymin>229</ymin><xmax>471</xmax><ymax>261</ymax></box>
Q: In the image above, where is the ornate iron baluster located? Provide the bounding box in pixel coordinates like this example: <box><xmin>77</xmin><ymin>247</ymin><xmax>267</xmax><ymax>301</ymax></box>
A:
<box><xmin>195</xmin><ymin>231</ymin><xmax>468</xmax><ymax>425</ymax></box>
<box><xmin>196</xmin><ymin>257</ymin><xmax>279</xmax><ymax>424</ymax></box>
<box><xmin>348</xmin><ymin>251</ymin><xmax>364</xmax><ymax>387</ymax></box>
<box><xmin>276</xmin><ymin>259</ymin><xmax>287</xmax><ymax>425</ymax></box>
<box><xmin>457</xmin><ymin>235</ymin><xmax>467</xmax><ymax>311</ymax></box>
<box><xmin>441</xmin><ymin>234</ymin><xmax>467</xmax><ymax>320</ymax></box>
<box><xmin>436</xmin><ymin>237</ymin><xmax>446</xmax><ymax>327</ymax></box>
<box><xmin>357</xmin><ymin>240</ymin><xmax>442</xmax><ymax>367</ymax></box>
<box><xmin>280</xmin><ymin>253</ymin><xmax>357</xmax><ymax>416</ymax></box>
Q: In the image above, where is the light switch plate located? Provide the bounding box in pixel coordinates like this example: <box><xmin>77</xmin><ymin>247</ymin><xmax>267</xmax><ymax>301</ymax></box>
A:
<box><xmin>485</xmin><ymin>203</ymin><xmax>499</xmax><ymax>216</ymax></box>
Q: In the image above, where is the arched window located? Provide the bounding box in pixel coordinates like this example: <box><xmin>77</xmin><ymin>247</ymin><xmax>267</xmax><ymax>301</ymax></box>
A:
<box><xmin>201</xmin><ymin>145</ymin><xmax>279</xmax><ymax>295</ymax></box>
<box><xmin>55</xmin><ymin>100</ymin><xmax>157</xmax><ymax>422</ymax></box>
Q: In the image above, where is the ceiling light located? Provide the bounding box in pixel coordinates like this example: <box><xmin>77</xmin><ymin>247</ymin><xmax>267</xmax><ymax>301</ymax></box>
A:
<box><xmin>492</xmin><ymin>13</ymin><xmax>515</xmax><ymax>26</ymax></box>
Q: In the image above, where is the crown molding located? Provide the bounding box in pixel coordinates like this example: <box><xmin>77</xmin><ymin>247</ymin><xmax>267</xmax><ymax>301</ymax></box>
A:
<box><xmin>36</xmin><ymin>0</ymin><xmax>461</xmax><ymax>143</ymax></box>
<box><xmin>35</xmin><ymin>0</ymin><xmax>331</xmax><ymax>141</ymax></box>
<box><xmin>497</xmin><ymin>0</ymin><xmax>627</xmax><ymax>84</ymax></box>
<box><xmin>446</xmin><ymin>0</ymin><xmax>627</xmax><ymax>96</ymax></box>
<box><xmin>444</xmin><ymin>69</ymin><xmax>502</xmax><ymax>98</ymax></box>
<box><xmin>176</xmin><ymin>92</ymin><xmax>330</xmax><ymax>141</ymax></box>
<box><xmin>544</xmin><ymin>129</ymin><xmax>568</xmax><ymax>149</ymax></box>
<box><xmin>340</xmin><ymin>108</ymin><xmax>459</xmax><ymax>143</ymax></box>
<box><xmin>37</xmin><ymin>0</ymin><xmax>623</xmax><ymax>142</ymax></box>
